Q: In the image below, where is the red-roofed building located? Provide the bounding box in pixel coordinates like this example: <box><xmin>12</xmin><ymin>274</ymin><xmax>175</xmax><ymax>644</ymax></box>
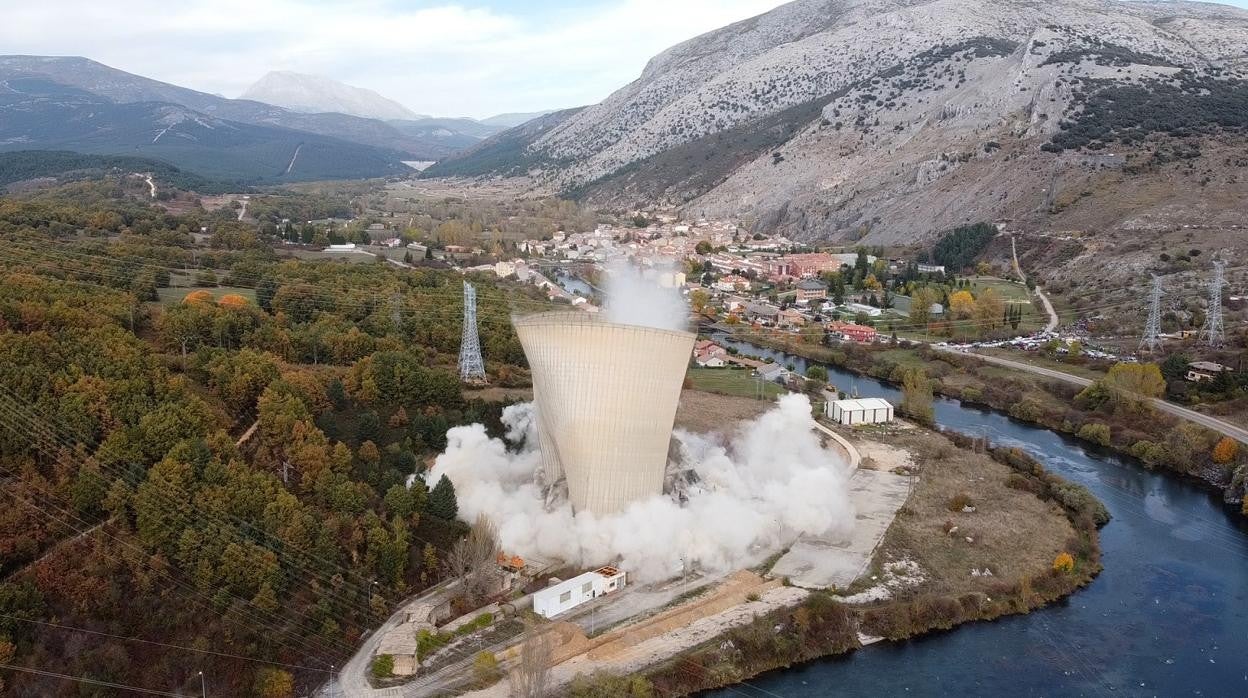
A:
<box><xmin>827</xmin><ymin>321</ymin><xmax>877</xmax><ymax>343</ymax></box>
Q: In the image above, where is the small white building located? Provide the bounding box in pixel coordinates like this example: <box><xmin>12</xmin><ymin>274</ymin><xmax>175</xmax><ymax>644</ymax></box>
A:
<box><xmin>827</xmin><ymin>398</ymin><xmax>894</xmax><ymax>426</ymax></box>
<box><xmin>845</xmin><ymin>302</ymin><xmax>883</xmax><ymax>317</ymax></box>
<box><xmin>326</xmin><ymin>243</ymin><xmax>358</xmax><ymax>251</ymax></box>
<box><xmin>533</xmin><ymin>566</ymin><xmax>626</xmax><ymax>619</ymax></box>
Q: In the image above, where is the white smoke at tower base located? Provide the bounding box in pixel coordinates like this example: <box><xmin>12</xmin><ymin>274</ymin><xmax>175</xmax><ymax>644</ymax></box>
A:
<box><xmin>425</xmin><ymin>393</ymin><xmax>855</xmax><ymax>582</ymax></box>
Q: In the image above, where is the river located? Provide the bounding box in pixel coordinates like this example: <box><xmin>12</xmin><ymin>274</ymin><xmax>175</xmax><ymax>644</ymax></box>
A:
<box><xmin>553</xmin><ymin>269</ymin><xmax>594</xmax><ymax>298</ymax></box>
<box><xmin>707</xmin><ymin>333</ymin><xmax>1248</xmax><ymax>697</ymax></box>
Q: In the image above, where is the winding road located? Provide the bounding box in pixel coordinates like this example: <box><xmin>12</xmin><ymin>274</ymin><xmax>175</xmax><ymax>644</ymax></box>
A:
<box><xmin>959</xmin><ymin>350</ymin><xmax>1248</xmax><ymax>445</ymax></box>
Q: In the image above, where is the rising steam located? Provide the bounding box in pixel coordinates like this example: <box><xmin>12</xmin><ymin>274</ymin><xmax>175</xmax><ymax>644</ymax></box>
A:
<box><xmin>603</xmin><ymin>262</ymin><xmax>689</xmax><ymax>332</ymax></box>
<box><xmin>425</xmin><ymin>394</ymin><xmax>855</xmax><ymax>582</ymax></box>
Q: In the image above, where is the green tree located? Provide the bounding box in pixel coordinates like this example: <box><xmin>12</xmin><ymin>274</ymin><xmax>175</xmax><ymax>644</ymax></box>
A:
<box><xmin>428</xmin><ymin>475</ymin><xmax>458</xmax><ymax>520</ymax></box>
<box><xmin>371</xmin><ymin>654</ymin><xmax>395</xmax><ymax>679</ymax></box>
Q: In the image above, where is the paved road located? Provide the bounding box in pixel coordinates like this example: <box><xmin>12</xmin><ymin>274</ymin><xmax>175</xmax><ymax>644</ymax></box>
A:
<box><xmin>963</xmin><ymin>350</ymin><xmax>1248</xmax><ymax>445</ymax></box>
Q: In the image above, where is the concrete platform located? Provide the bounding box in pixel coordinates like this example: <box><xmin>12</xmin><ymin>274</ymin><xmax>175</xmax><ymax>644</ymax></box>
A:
<box><xmin>769</xmin><ymin>468</ymin><xmax>912</xmax><ymax>590</ymax></box>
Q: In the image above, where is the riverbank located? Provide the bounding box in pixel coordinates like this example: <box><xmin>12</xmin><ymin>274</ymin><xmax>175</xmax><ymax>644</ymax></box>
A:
<box><xmin>713</xmin><ymin>328</ymin><xmax>1247</xmax><ymax>515</ymax></box>
<box><xmin>635</xmin><ymin>425</ymin><xmax>1105</xmax><ymax>697</ymax></box>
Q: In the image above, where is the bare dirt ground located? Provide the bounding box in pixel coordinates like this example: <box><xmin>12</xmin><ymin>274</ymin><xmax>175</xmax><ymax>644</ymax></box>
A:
<box><xmin>462</xmin><ymin>572</ymin><xmax>806</xmax><ymax>698</ymax></box>
<box><xmin>673</xmin><ymin>389</ymin><xmax>772</xmax><ymax>434</ymax></box>
<box><xmin>462</xmin><ymin>386</ymin><xmax>533</xmax><ymax>403</ymax></box>
<box><xmin>868</xmin><ymin>430</ymin><xmax>1076</xmax><ymax>597</ymax></box>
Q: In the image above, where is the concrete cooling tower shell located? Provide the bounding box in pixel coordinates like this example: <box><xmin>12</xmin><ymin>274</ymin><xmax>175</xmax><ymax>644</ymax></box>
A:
<box><xmin>514</xmin><ymin>311</ymin><xmax>695</xmax><ymax>516</ymax></box>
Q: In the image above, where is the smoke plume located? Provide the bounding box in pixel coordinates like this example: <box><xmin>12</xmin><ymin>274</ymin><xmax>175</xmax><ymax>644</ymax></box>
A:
<box><xmin>603</xmin><ymin>262</ymin><xmax>688</xmax><ymax>332</ymax></box>
<box><xmin>425</xmin><ymin>394</ymin><xmax>855</xmax><ymax>582</ymax></box>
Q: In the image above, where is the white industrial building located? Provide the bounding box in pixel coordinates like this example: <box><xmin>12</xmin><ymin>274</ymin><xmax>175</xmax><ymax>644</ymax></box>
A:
<box><xmin>827</xmin><ymin>398</ymin><xmax>894</xmax><ymax>425</ymax></box>
<box><xmin>533</xmin><ymin>566</ymin><xmax>626</xmax><ymax>619</ymax></box>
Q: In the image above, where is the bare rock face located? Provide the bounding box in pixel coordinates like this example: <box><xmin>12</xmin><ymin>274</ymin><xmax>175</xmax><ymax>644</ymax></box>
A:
<box><xmin>240</xmin><ymin>71</ymin><xmax>424</xmax><ymax>121</ymax></box>
<box><xmin>435</xmin><ymin>0</ymin><xmax>1248</xmax><ymax>245</ymax></box>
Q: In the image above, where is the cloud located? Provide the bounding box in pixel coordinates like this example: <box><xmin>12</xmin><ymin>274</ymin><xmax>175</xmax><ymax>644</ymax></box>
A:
<box><xmin>0</xmin><ymin>0</ymin><xmax>788</xmax><ymax>117</ymax></box>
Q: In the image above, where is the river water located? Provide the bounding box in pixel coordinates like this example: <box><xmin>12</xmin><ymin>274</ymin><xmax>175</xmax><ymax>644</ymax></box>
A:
<box><xmin>707</xmin><ymin>334</ymin><xmax>1248</xmax><ymax>697</ymax></box>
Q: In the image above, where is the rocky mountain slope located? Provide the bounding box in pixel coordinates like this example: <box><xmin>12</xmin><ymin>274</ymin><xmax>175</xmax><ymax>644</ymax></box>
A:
<box><xmin>241</xmin><ymin>70</ymin><xmax>425</xmax><ymax>121</ymax></box>
<box><xmin>431</xmin><ymin>0</ymin><xmax>1248</xmax><ymax>245</ymax></box>
<box><xmin>0</xmin><ymin>56</ymin><xmax>487</xmax><ymax>160</ymax></box>
<box><xmin>0</xmin><ymin>77</ymin><xmax>408</xmax><ymax>183</ymax></box>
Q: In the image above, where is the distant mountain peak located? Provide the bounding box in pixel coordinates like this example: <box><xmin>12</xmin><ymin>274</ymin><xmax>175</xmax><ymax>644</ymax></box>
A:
<box><xmin>240</xmin><ymin>71</ymin><xmax>426</xmax><ymax>121</ymax></box>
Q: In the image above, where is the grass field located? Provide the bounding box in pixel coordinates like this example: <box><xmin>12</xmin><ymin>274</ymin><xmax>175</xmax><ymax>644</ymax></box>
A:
<box><xmin>686</xmin><ymin>367</ymin><xmax>786</xmax><ymax>399</ymax></box>
<box><xmin>283</xmin><ymin>249</ymin><xmax>380</xmax><ymax>264</ymax></box>
<box><xmin>976</xmin><ymin>347</ymin><xmax>1109</xmax><ymax>381</ymax></box>
<box><xmin>156</xmin><ymin>286</ymin><xmax>258</xmax><ymax>305</ymax></box>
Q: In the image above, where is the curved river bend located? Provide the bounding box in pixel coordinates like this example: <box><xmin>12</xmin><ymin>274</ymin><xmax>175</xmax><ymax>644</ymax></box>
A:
<box><xmin>707</xmin><ymin>335</ymin><xmax>1248</xmax><ymax>697</ymax></box>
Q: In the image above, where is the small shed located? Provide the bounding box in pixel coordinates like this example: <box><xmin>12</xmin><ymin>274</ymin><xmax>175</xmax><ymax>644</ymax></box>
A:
<box><xmin>827</xmin><ymin>398</ymin><xmax>894</xmax><ymax>426</ymax></box>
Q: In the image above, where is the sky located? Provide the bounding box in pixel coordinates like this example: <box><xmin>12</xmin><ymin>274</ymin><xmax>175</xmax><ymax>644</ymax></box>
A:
<box><xmin>2</xmin><ymin>0</ymin><xmax>1246</xmax><ymax>119</ymax></box>
<box><xmin>0</xmin><ymin>0</ymin><xmax>790</xmax><ymax>118</ymax></box>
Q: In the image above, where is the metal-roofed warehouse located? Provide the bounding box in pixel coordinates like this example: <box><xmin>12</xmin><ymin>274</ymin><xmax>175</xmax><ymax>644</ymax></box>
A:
<box><xmin>826</xmin><ymin>398</ymin><xmax>894</xmax><ymax>426</ymax></box>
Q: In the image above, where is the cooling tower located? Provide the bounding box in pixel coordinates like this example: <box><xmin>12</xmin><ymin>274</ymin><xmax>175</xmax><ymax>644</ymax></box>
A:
<box><xmin>514</xmin><ymin>311</ymin><xmax>695</xmax><ymax>516</ymax></box>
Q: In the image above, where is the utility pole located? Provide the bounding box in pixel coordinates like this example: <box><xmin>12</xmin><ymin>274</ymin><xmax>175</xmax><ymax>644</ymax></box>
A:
<box><xmin>1140</xmin><ymin>275</ymin><xmax>1163</xmax><ymax>353</ymax></box>
<box><xmin>458</xmin><ymin>281</ymin><xmax>487</xmax><ymax>382</ymax></box>
<box><xmin>197</xmin><ymin>670</ymin><xmax>205</xmax><ymax>698</ymax></box>
<box><xmin>1199</xmin><ymin>261</ymin><xmax>1226</xmax><ymax>347</ymax></box>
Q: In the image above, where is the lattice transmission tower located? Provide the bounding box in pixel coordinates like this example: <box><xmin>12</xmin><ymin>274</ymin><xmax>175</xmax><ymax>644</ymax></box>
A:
<box><xmin>1199</xmin><ymin>260</ymin><xmax>1227</xmax><ymax>347</ymax></box>
<box><xmin>1139</xmin><ymin>275</ymin><xmax>1163</xmax><ymax>353</ymax></box>
<box><xmin>458</xmin><ymin>281</ymin><xmax>487</xmax><ymax>382</ymax></box>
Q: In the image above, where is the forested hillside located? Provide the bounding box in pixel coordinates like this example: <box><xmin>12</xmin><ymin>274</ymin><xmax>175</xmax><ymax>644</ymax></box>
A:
<box><xmin>0</xmin><ymin>183</ymin><xmax>547</xmax><ymax>696</ymax></box>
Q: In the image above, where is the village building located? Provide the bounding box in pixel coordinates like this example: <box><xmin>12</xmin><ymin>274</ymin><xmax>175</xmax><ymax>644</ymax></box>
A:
<box><xmin>827</xmin><ymin>321</ymin><xmax>878</xmax><ymax>343</ymax></box>
<box><xmin>795</xmin><ymin>278</ymin><xmax>828</xmax><ymax>302</ymax></box>
<box><xmin>715</xmin><ymin>274</ymin><xmax>750</xmax><ymax>292</ymax></box>
<box><xmin>1187</xmin><ymin>361</ymin><xmax>1231</xmax><ymax>382</ymax></box>
<box><xmin>757</xmin><ymin>363</ymin><xmax>791</xmax><ymax>383</ymax></box>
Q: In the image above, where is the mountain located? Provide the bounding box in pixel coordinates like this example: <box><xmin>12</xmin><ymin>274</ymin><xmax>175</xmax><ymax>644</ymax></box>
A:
<box><xmin>480</xmin><ymin>111</ymin><xmax>556</xmax><ymax>128</ymax></box>
<box><xmin>429</xmin><ymin>0</ymin><xmax>1248</xmax><ymax>245</ymax></box>
<box><xmin>0</xmin><ymin>56</ymin><xmax>483</xmax><ymax>161</ymax></box>
<box><xmin>240</xmin><ymin>70</ymin><xmax>425</xmax><ymax>121</ymax></box>
<box><xmin>0</xmin><ymin>76</ymin><xmax>409</xmax><ymax>183</ymax></box>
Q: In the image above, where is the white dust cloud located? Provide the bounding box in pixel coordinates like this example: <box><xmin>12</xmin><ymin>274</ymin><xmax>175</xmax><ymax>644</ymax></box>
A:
<box><xmin>602</xmin><ymin>262</ymin><xmax>688</xmax><ymax>332</ymax></box>
<box><xmin>425</xmin><ymin>394</ymin><xmax>855</xmax><ymax>582</ymax></box>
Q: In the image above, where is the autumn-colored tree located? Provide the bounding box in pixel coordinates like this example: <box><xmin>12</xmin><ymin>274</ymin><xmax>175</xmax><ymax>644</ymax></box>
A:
<box><xmin>949</xmin><ymin>290</ymin><xmax>975</xmax><ymax>319</ymax></box>
<box><xmin>358</xmin><ymin>440</ymin><xmax>380</xmax><ymax>466</ymax></box>
<box><xmin>973</xmin><ymin>287</ymin><xmax>1004</xmax><ymax>331</ymax></box>
<box><xmin>900</xmin><ymin>368</ymin><xmax>934</xmax><ymax>425</ymax></box>
<box><xmin>218</xmin><ymin>293</ymin><xmax>248</xmax><ymax>307</ymax></box>
<box><xmin>253</xmin><ymin>667</ymin><xmax>294</xmax><ymax>698</ymax></box>
<box><xmin>1053</xmin><ymin>552</ymin><xmax>1075</xmax><ymax>574</ymax></box>
<box><xmin>388</xmin><ymin>406</ymin><xmax>409</xmax><ymax>428</ymax></box>
<box><xmin>1212</xmin><ymin>436</ymin><xmax>1239</xmax><ymax>464</ymax></box>
<box><xmin>183</xmin><ymin>289</ymin><xmax>214</xmax><ymax>305</ymax></box>
<box><xmin>690</xmin><ymin>289</ymin><xmax>710</xmax><ymax>314</ymax></box>
<box><xmin>1102</xmin><ymin>362</ymin><xmax>1165</xmax><ymax>411</ymax></box>
<box><xmin>909</xmin><ymin>287</ymin><xmax>939</xmax><ymax>327</ymax></box>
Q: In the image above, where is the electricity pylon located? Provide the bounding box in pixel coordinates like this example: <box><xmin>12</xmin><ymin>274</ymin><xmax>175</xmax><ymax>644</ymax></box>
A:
<box><xmin>1199</xmin><ymin>261</ymin><xmax>1227</xmax><ymax>347</ymax></box>
<box><xmin>458</xmin><ymin>281</ymin><xmax>487</xmax><ymax>382</ymax></box>
<box><xmin>1139</xmin><ymin>275</ymin><xmax>1163</xmax><ymax>353</ymax></box>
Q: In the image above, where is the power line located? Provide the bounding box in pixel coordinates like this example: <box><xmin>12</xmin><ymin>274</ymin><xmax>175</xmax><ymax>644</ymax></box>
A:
<box><xmin>0</xmin><ymin>662</ymin><xmax>184</xmax><ymax>697</ymax></box>
<box><xmin>0</xmin><ymin>613</ymin><xmax>334</xmax><ymax>674</ymax></box>
<box><xmin>0</xmin><ymin>396</ymin><xmax>356</xmax><ymax>659</ymax></box>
